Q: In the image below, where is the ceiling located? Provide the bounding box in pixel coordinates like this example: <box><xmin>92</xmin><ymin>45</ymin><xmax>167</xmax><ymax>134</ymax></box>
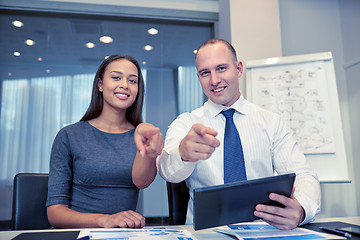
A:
<box><xmin>0</xmin><ymin>10</ymin><xmax>213</xmax><ymax>80</ymax></box>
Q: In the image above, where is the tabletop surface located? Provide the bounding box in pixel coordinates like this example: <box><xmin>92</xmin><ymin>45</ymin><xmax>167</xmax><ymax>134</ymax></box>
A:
<box><xmin>1</xmin><ymin>216</ymin><xmax>359</xmax><ymax>240</ymax></box>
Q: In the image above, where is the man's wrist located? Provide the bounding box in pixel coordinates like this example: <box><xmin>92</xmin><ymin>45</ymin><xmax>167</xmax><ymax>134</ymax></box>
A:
<box><xmin>179</xmin><ymin>139</ymin><xmax>188</xmax><ymax>161</ymax></box>
<box><xmin>298</xmin><ymin>207</ymin><xmax>306</xmax><ymax>226</ymax></box>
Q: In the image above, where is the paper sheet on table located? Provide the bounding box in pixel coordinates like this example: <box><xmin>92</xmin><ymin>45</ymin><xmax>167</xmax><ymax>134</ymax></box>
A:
<box><xmin>78</xmin><ymin>228</ymin><xmax>198</xmax><ymax>240</ymax></box>
<box><xmin>214</xmin><ymin>221</ymin><xmax>346</xmax><ymax>240</ymax></box>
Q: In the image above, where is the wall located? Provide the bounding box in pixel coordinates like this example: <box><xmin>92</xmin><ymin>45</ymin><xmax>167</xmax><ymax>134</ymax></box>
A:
<box><xmin>339</xmin><ymin>0</ymin><xmax>360</xmax><ymax>216</ymax></box>
<box><xmin>228</xmin><ymin>0</ymin><xmax>282</xmax><ymax>95</ymax></box>
<box><xmin>278</xmin><ymin>0</ymin><xmax>358</xmax><ymax>218</ymax></box>
<box><xmin>224</xmin><ymin>0</ymin><xmax>359</xmax><ymax>218</ymax></box>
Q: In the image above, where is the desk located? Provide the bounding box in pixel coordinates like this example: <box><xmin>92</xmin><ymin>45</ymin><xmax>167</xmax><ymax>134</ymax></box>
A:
<box><xmin>0</xmin><ymin>225</ymin><xmax>226</xmax><ymax>240</ymax></box>
<box><xmin>0</xmin><ymin>217</ymin><xmax>359</xmax><ymax>240</ymax></box>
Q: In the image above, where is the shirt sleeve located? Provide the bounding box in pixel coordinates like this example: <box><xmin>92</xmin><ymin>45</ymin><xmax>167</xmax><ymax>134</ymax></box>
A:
<box><xmin>270</xmin><ymin>115</ymin><xmax>321</xmax><ymax>224</ymax></box>
<box><xmin>46</xmin><ymin>128</ymin><xmax>73</xmax><ymax>207</ymax></box>
<box><xmin>156</xmin><ymin>112</ymin><xmax>197</xmax><ymax>183</ymax></box>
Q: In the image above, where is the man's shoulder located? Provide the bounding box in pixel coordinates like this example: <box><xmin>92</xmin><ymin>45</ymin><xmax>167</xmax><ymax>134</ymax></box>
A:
<box><xmin>190</xmin><ymin>104</ymin><xmax>208</xmax><ymax>116</ymax></box>
<box><xmin>177</xmin><ymin>104</ymin><xmax>207</xmax><ymax>119</ymax></box>
<box><xmin>168</xmin><ymin>104</ymin><xmax>208</xmax><ymax>130</ymax></box>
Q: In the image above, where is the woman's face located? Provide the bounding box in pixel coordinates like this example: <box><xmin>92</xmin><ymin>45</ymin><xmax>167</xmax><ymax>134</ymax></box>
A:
<box><xmin>98</xmin><ymin>59</ymin><xmax>139</xmax><ymax>112</ymax></box>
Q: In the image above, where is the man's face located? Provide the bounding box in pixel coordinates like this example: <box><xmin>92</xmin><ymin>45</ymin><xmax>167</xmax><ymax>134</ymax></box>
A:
<box><xmin>196</xmin><ymin>42</ymin><xmax>243</xmax><ymax>106</ymax></box>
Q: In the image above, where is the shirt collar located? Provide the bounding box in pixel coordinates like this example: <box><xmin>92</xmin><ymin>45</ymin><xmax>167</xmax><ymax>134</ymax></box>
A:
<box><xmin>206</xmin><ymin>92</ymin><xmax>248</xmax><ymax>118</ymax></box>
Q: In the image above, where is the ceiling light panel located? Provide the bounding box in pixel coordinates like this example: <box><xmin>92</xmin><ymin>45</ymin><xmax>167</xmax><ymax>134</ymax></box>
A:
<box><xmin>99</xmin><ymin>36</ymin><xmax>113</xmax><ymax>43</ymax></box>
<box><xmin>85</xmin><ymin>42</ymin><xmax>95</xmax><ymax>48</ymax></box>
<box><xmin>147</xmin><ymin>28</ymin><xmax>158</xmax><ymax>35</ymax></box>
<box><xmin>12</xmin><ymin>20</ymin><xmax>23</xmax><ymax>27</ymax></box>
<box><xmin>144</xmin><ymin>45</ymin><xmax>153</xmax><ymax>51</ymax></box>
<box><xmin>25</xmin><ymin>39</ymin><xmax>35</xmax><ymax>46</ymax></box>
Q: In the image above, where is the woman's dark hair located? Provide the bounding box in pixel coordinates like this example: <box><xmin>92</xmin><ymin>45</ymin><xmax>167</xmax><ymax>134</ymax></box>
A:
<box><xmin>80</xmin><ymin>54</ymin><xmax>144</xmax><ymax>127</ymax></box>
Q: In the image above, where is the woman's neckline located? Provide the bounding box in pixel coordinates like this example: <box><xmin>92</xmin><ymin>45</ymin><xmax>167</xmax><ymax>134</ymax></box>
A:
<box><xmin>85</xmin><ymin>120</ymin><xmax>134</xmax><ymax>134</ymax></box>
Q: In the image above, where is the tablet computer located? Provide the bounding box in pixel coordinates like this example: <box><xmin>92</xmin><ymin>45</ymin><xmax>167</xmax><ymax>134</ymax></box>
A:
<box><xmin>193</xmin><ymin>173</ymin><xmax>295</xmax><ymax>230</ymax></box>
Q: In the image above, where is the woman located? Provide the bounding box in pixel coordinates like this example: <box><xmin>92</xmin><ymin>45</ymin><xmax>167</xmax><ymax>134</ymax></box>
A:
<box><xmin>46</xmin><ymin>54</ymin><xmax>163</xmax><ymax>228</ymax></box>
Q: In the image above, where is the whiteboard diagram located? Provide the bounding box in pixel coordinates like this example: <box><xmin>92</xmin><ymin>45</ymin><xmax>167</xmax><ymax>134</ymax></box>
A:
<box><xmin>249</xmin><ymin>61</ymin><xmax>335</xmax><ymax>154</ymax></box>
<box><xmin>246</xmin><ymin>52</ymin><xmax>349</xmax><ymax>182</ymax></box>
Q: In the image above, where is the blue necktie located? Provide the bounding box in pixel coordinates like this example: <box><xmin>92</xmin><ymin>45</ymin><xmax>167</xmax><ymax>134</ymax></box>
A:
<box><xmin>221</xmin><ymin>108</ymin><xmax>247</xmax><ymax>183</ymax></box>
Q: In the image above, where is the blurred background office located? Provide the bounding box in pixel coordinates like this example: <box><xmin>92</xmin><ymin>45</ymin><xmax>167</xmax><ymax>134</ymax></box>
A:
<box><xmin>0</xmin><ymin>0</ymin><xmax>359</xmax><ymax>229</ymax></box>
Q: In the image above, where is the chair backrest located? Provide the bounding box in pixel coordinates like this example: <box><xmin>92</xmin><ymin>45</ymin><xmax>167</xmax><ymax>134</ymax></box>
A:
<box><xmin>166</xmin><ymin>180</ymin><xmax>189</xmax><ymax>225</ymax></box>
<box><xmin>11</xmin><ymin>173</ymin><xmax>51</xmax><ymax>230</ymax></box>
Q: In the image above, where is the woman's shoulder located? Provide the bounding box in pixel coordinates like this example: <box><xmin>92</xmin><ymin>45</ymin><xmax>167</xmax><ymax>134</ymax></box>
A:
<box><xmin>59</xmin><ymin>121</ymin><xmax>88</xmax><ymax>133</ymax></box>
<box><xmin>54</xmin><ymin>121</ymin><xmax>90</xmax><ymax>140</ymax></box>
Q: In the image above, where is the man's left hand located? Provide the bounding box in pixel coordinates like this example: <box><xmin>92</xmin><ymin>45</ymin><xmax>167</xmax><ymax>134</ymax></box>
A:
<box><xmin>254</xmin><ymin>191</ymin><xmax>305</xmax><ymax>230</ymax></box>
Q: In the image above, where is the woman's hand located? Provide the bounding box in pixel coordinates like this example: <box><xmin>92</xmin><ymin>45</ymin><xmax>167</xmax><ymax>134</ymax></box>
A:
<box><xmin>47</xmin><ymin>205</ymin><xmax>145</xmax><ymax>228</ymax></box>
<box><xmin>134</xmin><ymin>123</ymin><xmax>163</xmax><ymax>158</ymax></box>
<box><xmin>100</xmin><ymin>210</ymin><xmax>145</xmax><ymax>228</ymax></box>
<box><xmin>132</xmin><ymin>123</ymin><xmax>163</xmax><ymax>189</ymax></box>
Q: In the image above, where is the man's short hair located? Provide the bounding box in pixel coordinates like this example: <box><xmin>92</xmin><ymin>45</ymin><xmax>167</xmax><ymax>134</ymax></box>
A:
<box><xmin>196</xmin><ymin>38</ymin><xmax>238</xmax><ymax>62</ymax></box>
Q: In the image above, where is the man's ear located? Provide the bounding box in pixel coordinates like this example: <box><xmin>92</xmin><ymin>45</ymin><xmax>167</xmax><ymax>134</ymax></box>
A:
<box><xmin>237</xmin><ymin>61</ymin><xmax>243</xmax><ymax>78</ymax></box>
<box><xmin>97</xmin><ymin>78</ymin><xmax>103</xmax><ymax>92</ymax></box>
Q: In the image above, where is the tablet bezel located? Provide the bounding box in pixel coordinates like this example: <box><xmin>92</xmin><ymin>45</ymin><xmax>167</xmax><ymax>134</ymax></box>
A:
<box><xmin>193</xmin><ymin>173</ymin><xmax>296</xmax><ymax>230</ymax></box>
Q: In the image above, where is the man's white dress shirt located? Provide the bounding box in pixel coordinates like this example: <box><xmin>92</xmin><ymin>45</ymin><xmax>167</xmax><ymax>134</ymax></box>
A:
<box><xmin>157</xmin><ymin>94</ymin><xmax>321</xmax><ymax>225</ymax></box>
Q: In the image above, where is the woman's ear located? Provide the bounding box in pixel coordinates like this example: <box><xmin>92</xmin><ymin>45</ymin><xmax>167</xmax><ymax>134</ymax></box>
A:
<box><xmin>97</xmin><ymin>78</ymin><xmax>103</xmax><ymax>92</ymax></box>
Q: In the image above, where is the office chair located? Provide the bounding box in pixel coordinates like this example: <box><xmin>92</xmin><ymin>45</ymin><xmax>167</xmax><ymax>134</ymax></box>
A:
<box><xmin>11</xmin><ymin>173</ymin><xmax>52</xmax><ymax>230</ymax></box>
<box><xmin>166</xmin><ymin>180</ymin><xmax>189</xmax><ymax>225</ymax></box>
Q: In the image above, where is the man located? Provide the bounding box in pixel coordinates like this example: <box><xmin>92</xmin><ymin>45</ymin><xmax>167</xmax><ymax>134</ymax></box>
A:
<box><xmin>156</xmin><ymin>39</ymin><xmax>320</xmax><ymax>230</ymax></box>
